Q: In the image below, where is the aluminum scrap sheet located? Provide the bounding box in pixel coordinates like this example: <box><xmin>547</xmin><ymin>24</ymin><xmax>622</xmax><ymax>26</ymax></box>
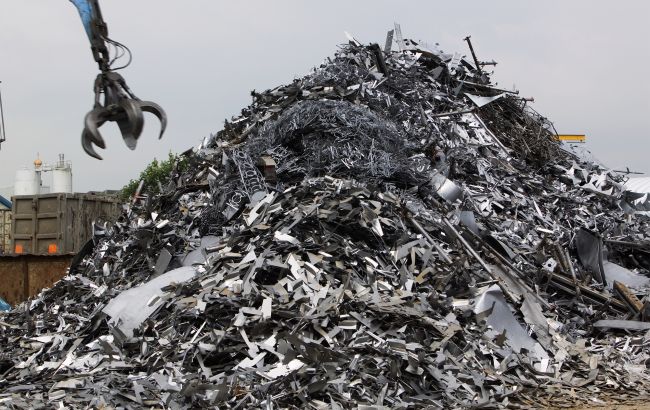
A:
<box><xmin>103</xmin><ymin>266</ymin><xmax>197</xmax><ymax>340</ymax></box>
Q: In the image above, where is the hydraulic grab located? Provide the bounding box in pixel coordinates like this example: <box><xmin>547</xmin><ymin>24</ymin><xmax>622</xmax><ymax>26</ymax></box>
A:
<box><xmin>70</xmin><ymin>0</ymin><xmax>166</xmax><ymax>159</ymax></box>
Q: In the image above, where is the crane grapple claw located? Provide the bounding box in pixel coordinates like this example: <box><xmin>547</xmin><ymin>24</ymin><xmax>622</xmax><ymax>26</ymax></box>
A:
<box><xmin>80</xmin><ymin>73</ymin><xmax>167</xmax><ymax>160</ymax></box>
<box><xmin>138</xmin><ymin>101</ymin><xmax>168</xmax><ymax>139</ymax></box>
<box><xmin>71</xmin><ymin>0</ymin><xmax>167</xmax><ymax>160</ymax></box>
<box><xmin>116</xmin><ymin>99</ymin><xmax>144</xmax><ymax>150</ymax></box>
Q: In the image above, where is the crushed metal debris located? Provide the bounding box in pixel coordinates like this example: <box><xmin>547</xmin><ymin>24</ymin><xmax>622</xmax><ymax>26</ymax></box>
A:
<box><xmin>2</xmin><ymin>25</ymin><xmax>650</xmax><ymax>408</ymax></box>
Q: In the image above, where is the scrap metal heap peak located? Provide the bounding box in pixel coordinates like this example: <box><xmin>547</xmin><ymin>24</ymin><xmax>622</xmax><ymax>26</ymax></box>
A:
<box><xmin>2</xmin><ymin>28</ymin><xmax>650</xmax><ymax>408</ymax></box>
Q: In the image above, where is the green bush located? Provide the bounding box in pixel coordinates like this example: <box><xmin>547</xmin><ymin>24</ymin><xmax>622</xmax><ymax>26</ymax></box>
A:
<box><xmin>120</xmin><ymin>152</ymin><xmax>186</xmax><ymax>201</ymax></box>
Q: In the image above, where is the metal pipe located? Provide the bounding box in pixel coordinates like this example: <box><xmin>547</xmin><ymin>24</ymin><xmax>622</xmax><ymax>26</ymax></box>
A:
<box><xmin>409</xmin><ymin>217</ymin><xmax>453</xmax><ymax>264</ymax></box>
<box><xmin>442</xmin><ymin>218</ymin><xmax>493</xmax><ymax>275</ymax></box>
<box><xmin>547</xmin><ymin>272</ymin><xmax>627</xmax><ymax>312</ymax></box>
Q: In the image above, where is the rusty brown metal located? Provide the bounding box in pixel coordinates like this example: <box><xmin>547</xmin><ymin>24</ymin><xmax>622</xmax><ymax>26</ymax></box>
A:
<box><xmin>0</xmin><ymin>254</ymin><xmax>73</xmax><ymax>305</ymax></box>
<box><xmin>0</xmin><ymin>209</ymin><xmax>10</xmax><ymax>254</ymax></box>
<box><xmin>613</xmin><ymin>280</ymin><xmax>645</xmax><ymax>315</ymax></box>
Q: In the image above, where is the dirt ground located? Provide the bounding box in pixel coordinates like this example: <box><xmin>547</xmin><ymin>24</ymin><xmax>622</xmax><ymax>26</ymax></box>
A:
<box><xmin>517</xmin><ymin>392</ymin><xmax>650</xmax><ymax>409</ymax></box>
<box><xmin>548</xmin><ymin>400</ymin><xmax>650</xmax><ymax>410</ymax></box>
<box><xmin>567</xmin><ymin>404</ymin><xmax>650</xmax><ymax>410</ymax></box>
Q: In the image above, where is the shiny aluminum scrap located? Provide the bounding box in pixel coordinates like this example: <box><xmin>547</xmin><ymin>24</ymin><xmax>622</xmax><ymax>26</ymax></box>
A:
<box><xmin>2</xmin><ymin>25</ymin><xmax>650</xmax><ymax>409</ymax></box>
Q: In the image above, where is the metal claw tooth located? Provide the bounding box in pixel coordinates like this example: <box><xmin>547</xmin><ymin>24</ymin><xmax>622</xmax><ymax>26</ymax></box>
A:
<box><xmin>138</xmin><ymin>101</ymin><xmax>168</xmax><ymax>139</ymax></box>
<box><xmin>81</xmin><ymin>130</ymin><xmax>103</xmax><ymax>160</ymax></box>
<box><xmin>83</xmin><ymin>108</ymin><xmax>108</xmax><ymax>149</ymax></box>
<box><xmin>120</xmin><ymin>132</ymin><xmax>137</xmax><ymax>151</ymax></box>
<box><xmin>116</xmin><ymin>99</ymin><xmax>144</xmax><ymax>150</ymax></box>
<box><xmin>82</xmin><ymin>122</ymin><xmax>107</xmax><ymax>160</ymax></box>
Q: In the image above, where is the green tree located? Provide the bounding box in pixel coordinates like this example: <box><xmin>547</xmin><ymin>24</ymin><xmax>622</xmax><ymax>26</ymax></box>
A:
<box><xmin>120</xmin><ymin>152</ymin><xmax>186</xmax><ymax>200</ymax></box>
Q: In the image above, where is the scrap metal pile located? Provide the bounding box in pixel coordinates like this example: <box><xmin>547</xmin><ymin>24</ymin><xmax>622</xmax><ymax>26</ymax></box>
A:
<box><xmin>2</xmin><ymin>28</ymin><xmax>650</xmax><ymax>408</ymax></box>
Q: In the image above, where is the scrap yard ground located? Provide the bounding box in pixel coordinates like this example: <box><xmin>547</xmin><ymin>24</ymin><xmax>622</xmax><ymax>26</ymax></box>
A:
<box><xmin>563</xmin><ymin>402</ymin><xmax>650</xmax><ymax>410</ymax></box>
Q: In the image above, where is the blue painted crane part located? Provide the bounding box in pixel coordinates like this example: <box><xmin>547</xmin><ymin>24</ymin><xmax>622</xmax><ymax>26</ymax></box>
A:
<box><xmin>69</xmin><ymin>0</ymin><xmax>94</xmax><ymax>39</ymax></box>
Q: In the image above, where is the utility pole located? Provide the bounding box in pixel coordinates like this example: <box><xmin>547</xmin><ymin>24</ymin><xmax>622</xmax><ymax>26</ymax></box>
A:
<box><xmin>0</xmin><ymin>81</ymin><xmax>6</xmax><ymax>149</ymax></box>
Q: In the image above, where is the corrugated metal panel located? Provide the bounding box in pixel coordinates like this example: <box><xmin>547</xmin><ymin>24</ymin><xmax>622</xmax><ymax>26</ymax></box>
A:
<box><xmin>11</xmin><ymin>193</ymin><xmax>120</xmax><ymax>255</ymax></box>
<box><xmin>625</xmin><ymin>177</ymin><xmax>650</xmax><ymax>194</ymax></box>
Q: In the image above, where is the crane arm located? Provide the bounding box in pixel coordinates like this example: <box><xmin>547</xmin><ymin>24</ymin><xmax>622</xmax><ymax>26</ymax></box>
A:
<box><xmin>69</xmin><ymin>0</ymin><xmax>94</xmax><ymax>39</ymax></box>
<box><xmin>68</xmin><ymin>0</ymin><xmax>166</xmax><ymax>160</ymax></box>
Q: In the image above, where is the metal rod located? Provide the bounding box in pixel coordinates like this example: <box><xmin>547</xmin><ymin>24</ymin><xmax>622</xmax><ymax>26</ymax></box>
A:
<box><xmin>431</xmin><ymin>108</ymin><xmax>475</xmax><ymax>118</ymax></box>
<box><xmin>471</xmin><ymin>113</ymin><xmax>510</xmax><ymax>152</ymax></box>
<box><xmin>558</xmin><ymin>246</ymin><xmax>583</xmax><ymax>300</ymax></box>
<box><xmin>613</xmin><ymin>170</ymin><xmax>645</xmax><ymax>175</ymax></box>
<box><xmin>443</xmin><ymin>217</ymin><xmax>493</xmax><ymax>275</ymax></box>
<box><xmin>604</xmin><ymin>239</ymin><xmax>650</xmax><ymax>250</ymax></box>
<box><xmin>0</xmin><ymin>81</ymin><xmax>6</xmax><ymax>147</ymax></box>
<box><xmin>546</xmin><ymin>272</ymin><xmax>627</xmax><ymax>312</ymax></box>
<box><xmin>409</xmin><ymin>217</ymin><xmax>452</xmax><ymax>264</ymax></box>
<box><xmin>460</xmin><ymin>222</ymin><xmax>550</xmax><ymax>308</ymax></box>
<box><xmin>458</xmin><ymin>79</ymin><xmax>520</xmax><ymax>95</ymax></box>
<box><xmin>463</xmin><ymin>36</ymin><xmax>482</xmax><ymax>75</ymax></box>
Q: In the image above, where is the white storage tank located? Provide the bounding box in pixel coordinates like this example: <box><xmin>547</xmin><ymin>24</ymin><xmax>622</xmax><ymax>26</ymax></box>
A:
<box><xmin>51</xmin><ymin>154</ymin><xmax>73</xmax><ymax>194</ymax></box>
<box><xmin>14</xmin><ymin>169</ymin><xmax>40</xmax><ymax>196</ymax></box>
<box><xmin>52</xmin><ymin>169</ymin><xmax>72</xmax><ymax>193</ymax></box>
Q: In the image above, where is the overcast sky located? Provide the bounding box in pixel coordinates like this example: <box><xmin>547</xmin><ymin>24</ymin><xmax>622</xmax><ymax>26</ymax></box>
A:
<box><xmin>0</xmin><ymin>0</ymin><xmax>648</xmax><ymax>193</ymax></box>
